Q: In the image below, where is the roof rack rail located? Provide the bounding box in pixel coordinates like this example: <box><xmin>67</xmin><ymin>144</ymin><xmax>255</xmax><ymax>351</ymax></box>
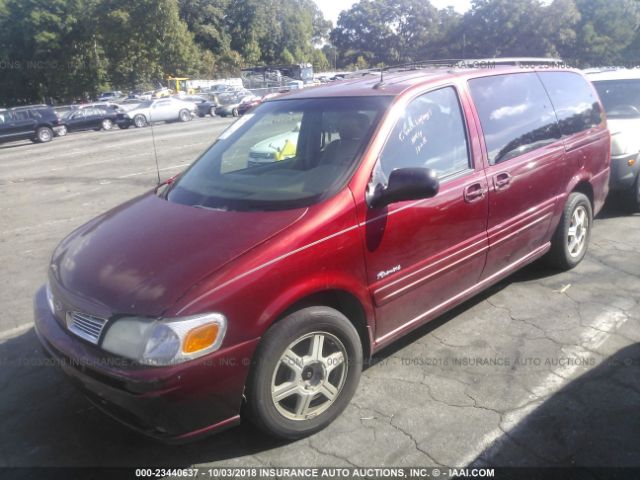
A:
<box><xmin>344</xmin><ymin>57</ymin><xmax>566</xmax><ymax>87</ymax></box>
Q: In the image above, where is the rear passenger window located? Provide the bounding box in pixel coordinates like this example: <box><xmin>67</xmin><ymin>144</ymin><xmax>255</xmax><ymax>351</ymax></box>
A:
<box><xmin>378</xmin><ymin>87</ymin><xmax>470</xmax><ymax>180</ymax></box>
<box><xmin>12</xmin><ymin>110</ymin><xmax>30</xmax><ymax>121</ymax></box>
<box><xmin>538</xmin><ymin>72</ymin><xmax>602</xmax><ymax>135</ymax></box>
<box><xmin>469</xmin><ymin>73</ymin><xmax>561</xmax><ymax>165</ymax></box>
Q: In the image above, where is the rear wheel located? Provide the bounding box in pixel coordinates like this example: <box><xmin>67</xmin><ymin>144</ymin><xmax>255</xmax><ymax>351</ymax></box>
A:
<box><xmin>101</xmin><ymin>119</ymin><xmax>113</xmax><ymax>131</ymax></box>
<box><xmin>209</xmin><ymin>106</ymin><xmax>216</xmax><ymax>117</ymax></box>
<box><xmin>55</xmin><ymin>125</ymin><xmax>67</xmax><ymax>137</ymax></box>
<box><xmin>35</xmin><ymin>127</ymin><xmax>53</xmax><ymax>143</ymax></box>
<box><xmin>245</xmin><ymin>306</ymin><xmax>362</xmax><ymax>439</ymax></box>
<box><xmin>232</xmin><ymin>108</ymin><xmax>239</xmax><ymax>117</ymax></box>
<box><xmin>545</xmin><ymin>192</ymin><xmax>592</xmax><ymax>270</ymax></box>
<box><xmin>179</xmin><ymin>109</ymin><xmax>191</xmax><ymax>122</ymax></box>
<box><xmin>133</xmin><ymin>115</ymin><xmax>147</xmax><ymax>128</ymax></box>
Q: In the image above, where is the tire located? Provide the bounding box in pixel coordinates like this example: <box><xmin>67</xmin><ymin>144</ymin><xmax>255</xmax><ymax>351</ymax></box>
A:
<box><xmin>101</xmin><ymin>119</ymin><xmax>113</xmax><ymax>131</ymax></box>
<box><xmin>232</xmin><ymin>108</ymin><xmax>239</xmax><ymax>117</ymax></box>
<box><xmin>35</xmin><ymin>127</ymin><xmax>53</xmax><ymax>143</ymax></box>
<box><xmin>545</xmin><ymin>192</ymin><xmax>593</xmax><ymax>270</ymax></box>
<box><xmin>179</xmin><ymin>109</ymin><xmax>191</xmax><ymax>122</ymax></box>
<box><xmin>209</xmin><ymin>106</ymin><xmax>216</xmax><ymax>117</ymax></box>
<box><xmin>55</xmin><ymin>125</ymin><xmax>68</xmax><ymax>137</ymax></box>
<box><xmin>245</xmin><ymin>306</ymin><xmax>362</xmax><ymax>439</ymax></box>
<box><xmin>133</xmin><ymin>115</ymin><xmax>147</xmax><ymax>128</ymax></box>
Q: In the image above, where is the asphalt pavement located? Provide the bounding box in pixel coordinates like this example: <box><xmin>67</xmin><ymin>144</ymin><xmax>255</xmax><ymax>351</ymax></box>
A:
<box><xmin>0</xmin><ymin>117</ymin><xmax>639</xmax><ymax>469</ymax></box>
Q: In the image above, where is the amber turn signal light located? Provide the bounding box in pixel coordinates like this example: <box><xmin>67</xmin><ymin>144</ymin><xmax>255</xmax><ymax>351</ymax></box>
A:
<box><xmin>628</xmin><ymin>158</ymin><xmax>636</xmax><ymax>167</ymax></box>
<box><xmin>183</xmin><ymin>323</ymin><xmax>220</xmax><ymax>353</ymax></box>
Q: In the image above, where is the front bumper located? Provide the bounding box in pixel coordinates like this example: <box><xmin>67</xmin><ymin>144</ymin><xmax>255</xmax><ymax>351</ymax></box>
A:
<box><xmin>33</xmin><ymin>286</ymin><xmax>259</xmax><ymax>442</ymax></box>
<box><xmin>609</xmin><ymin>152</ymin><xmax>640</xmax><ymax>191</ymax></box>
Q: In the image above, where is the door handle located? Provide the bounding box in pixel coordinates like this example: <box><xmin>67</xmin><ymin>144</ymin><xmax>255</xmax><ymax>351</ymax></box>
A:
<box><xmin>493</xmin><ymin>172</ymin><xmax>512</xmax><ymax>191</ymax></box>
<box><xmin>464</xmin><ymin>183</ymin><xmax>486</xmax><ymax>203</ymax></box>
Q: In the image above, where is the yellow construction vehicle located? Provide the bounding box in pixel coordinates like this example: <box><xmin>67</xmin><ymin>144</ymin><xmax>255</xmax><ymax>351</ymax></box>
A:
<box><xmin>167</xmin><ymin>77</ymin><xmax>195</xmax><ymax>95</ymax></box>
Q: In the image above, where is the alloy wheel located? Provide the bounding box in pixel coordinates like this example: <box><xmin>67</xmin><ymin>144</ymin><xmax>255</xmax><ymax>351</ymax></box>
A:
<box><xmin>567</xmin><ymin>205</ymin><xmax>589</xmax><ymax>258</ymax></box>
<box><xmin>271</xmin><ymin>332</ymin><xmax>347</xmax><ymax>421</ymax></box>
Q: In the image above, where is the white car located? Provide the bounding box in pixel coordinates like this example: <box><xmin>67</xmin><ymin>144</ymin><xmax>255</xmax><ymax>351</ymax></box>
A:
<box><xmin>586</xmin><ymin>68</ymin><xmax>640</xmax><ymax>211</ymax></box>
<box><xmin>115</xmin><ymin>97</ymin><xmax>197</xmax><ymax>128</ymax></box>
<box><xmin>248</xmin><ymin>125</ymin><xmax>300</xmax><ymax>166</ymax></box>
<box><xmin>98</xmin><ymin>91</ymin><xmax>123</xmax><ymax>101</ymax></box>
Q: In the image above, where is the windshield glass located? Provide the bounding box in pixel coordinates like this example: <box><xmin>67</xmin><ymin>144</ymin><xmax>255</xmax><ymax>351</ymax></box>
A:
<box><xmin>167</xmin><ymin>96</ymin><xmax>391</xmax><ymax>211</ymax></box>
<box><xmin>593</xmin><ymin>79</ymin><xmax>640</xmax><ymax>119</ymax></box>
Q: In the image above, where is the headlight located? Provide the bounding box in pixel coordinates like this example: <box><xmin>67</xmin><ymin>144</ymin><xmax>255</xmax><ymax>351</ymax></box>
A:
<box><xmin>101</xmin><ymin>313</ymin><xmax>227</xmax><ymax>365</ymax></box>
<box><xmin>611</xmin><ymin>130</ymin><xmax>640</xmax><ymax>157</ymax></box>
<box><xmin>45</xmin><ymin>282</ymin><xmax>55</xmax><ymax>314</ymax></box>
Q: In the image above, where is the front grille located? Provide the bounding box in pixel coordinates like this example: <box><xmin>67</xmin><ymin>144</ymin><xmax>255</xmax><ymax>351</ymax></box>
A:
<box><xmin>66</xmin><ymin>311</ymin><xmax>108</xmax><ymax>344</ymax></box>
<box><xmin>249</xmin><ymin>151</ymin><xmax>274</xmax><ymax>159</ymax></box>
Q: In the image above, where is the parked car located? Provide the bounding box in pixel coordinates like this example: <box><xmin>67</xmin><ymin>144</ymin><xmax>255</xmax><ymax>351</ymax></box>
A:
<box><xmin>248</xmin><ymin>124</ymin><xmax>300</xmax><ymax>166</ymax></box>
<box><xmin>115</xmin><ymin>97</ymin><xmax>197</xmax><ymax>128</ymax></box>
<box><xmin>215</xmin><ymin>94</ymin><xmax>258</xmax><ymax>117</ymax></box>
<box><xmin>178</xmin><ymin>94</ymin><xmax>218</xmax><ymax>118</ymax></box>
<box><xmin>586</xmin><ymin>68</ymin><xmax>640</xmax><ymax>211</ymax></box>
<box><xmin>35</xmin><ymin>64</ymin><xmax>610</xmax><ymax>442</ymax></box>
<box><xmin>59</xmin><ymin>106</ymin><xmax>118</xmax><ymax>134</ymax></box>
<box><xmin>0</xmin><ymin>105</ymin><xmax>65</xmax><ymax>144</ymax></box>
<box><xmin>237</xmin><ymin>96</ymin><xmax>263</xmax><ymax>115</ymax></box>
<box><xmin>98</xmin><ymin>91</ymin><xmax>123</xmax><ymax>102</ymax></box>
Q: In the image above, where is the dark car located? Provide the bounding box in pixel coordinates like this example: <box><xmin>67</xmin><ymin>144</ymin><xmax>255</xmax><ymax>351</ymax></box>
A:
<box><xmin>0</xmin><ymin>105</ymin><xmax>64</xmax><ymax>144</ymax></box>
<box><xmin>59</xmin><ymin>106</ymin><xmax>118</xmax><ymax>134</ymax></box>
<box><xmin>179</xmin><ymin>94</ymin><xmax>219</xmax><ymax>118</ymax></box>
<box><xmin>35</xmin><ymin>63</ymin><xmax>610</xmax><ymax>441</ymax></box>
<box><xmin>215</xmin><ymin>93</ymin><xmax>258</xmax><ymax>117</ymax></box>
<box><xmin>237</xmin><ymin>96</ymin><xmax>262</xmax><ymax>115</ymax></box>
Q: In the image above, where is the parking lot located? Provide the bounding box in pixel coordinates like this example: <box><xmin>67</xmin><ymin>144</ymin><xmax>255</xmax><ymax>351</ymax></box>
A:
<box><xmin>1</xmin><ymin>119</ymin><xmax>639</xmax><ymax>468</ymax></box>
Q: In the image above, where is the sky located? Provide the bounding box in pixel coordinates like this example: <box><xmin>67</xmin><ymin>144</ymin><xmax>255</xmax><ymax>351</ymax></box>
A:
<box><xmin>315</xmin><ymin>0</ymin><xmax>473</xmax><ymax>24</ymax></box>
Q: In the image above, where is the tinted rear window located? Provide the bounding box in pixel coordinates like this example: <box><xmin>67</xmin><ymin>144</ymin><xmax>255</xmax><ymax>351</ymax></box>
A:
<box><xmin>469</xmin><ymin>73</ymin><xmax>561</xmax><ymax>165</ymax></box>
<box><xmin>538</xmin><ymin>72</ymin><xmax>602</xmax><ymax>134</ymax></box>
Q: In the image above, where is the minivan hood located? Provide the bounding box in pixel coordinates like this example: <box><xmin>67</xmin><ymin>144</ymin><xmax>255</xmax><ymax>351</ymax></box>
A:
<box><xmin>50</xmin><ymin>193</ymin><xmax>306</xmax><ymax>317</ymax></box>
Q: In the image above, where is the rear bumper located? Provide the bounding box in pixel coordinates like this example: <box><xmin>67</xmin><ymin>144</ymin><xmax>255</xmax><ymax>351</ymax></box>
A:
<box><xmin>609</xmin><ymin>152</ymin><xmax>640</xmax><ymax>191</ymax></box>
<box><xmin>33</xmin><ymin>286</ymin><xmax>259</xmax><ymax>442</ymax></box>
<box><xmin>115</xmin><ymin>117</ymin><xmax>133</xmax><ymax>127</ymax></box>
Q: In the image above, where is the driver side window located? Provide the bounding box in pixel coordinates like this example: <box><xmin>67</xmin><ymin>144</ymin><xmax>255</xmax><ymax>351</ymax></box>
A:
<box><xmin>377</xmin><ymin>87</ymin><xmax>471</xmax><ymax>183</ymax></box>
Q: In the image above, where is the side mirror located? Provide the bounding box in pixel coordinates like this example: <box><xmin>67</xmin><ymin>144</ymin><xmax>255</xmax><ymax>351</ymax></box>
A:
<box><xmin>368</xmin><ymin>167</ymin><xmax>440</xmax><ymax>208</ymax></box>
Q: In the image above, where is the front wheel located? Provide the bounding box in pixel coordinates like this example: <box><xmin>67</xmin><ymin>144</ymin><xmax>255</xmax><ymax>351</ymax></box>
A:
<box><xmin>232</xmin><ymin>108</ymin><xmax>239</xmax><ymax>117</ymax></box>
<box><xmin>209</xmin><ymin>106</ymin><xmax>216</xmax><ymax>117</ymax></box>
<box><xmin>179</xmin><ymin>109</ymin><xmax>191</xmax><ymax>122</ymax></box>
<box><xmin>133</xmin><ymin>115</ymin><xmax>147</xmax><ymax>128</ymax></box>
<box><xmin>245</xmin><ymin>306</ymin><xmax>362</xmax><ymax>439</ymax></box>
<box><xmin>55</xmin><ymin>125</ymin><xmax>68</xmax><ymax>137</ymax></box>
<box><xmin>101</xmin><ymin>119</ymin><xmax>113</xmax><ymax>131</ymax></box>
<box><xmin>545</xmin><ymin>192</ymin><xmax>593</xmax><ymax>270</ymax></box>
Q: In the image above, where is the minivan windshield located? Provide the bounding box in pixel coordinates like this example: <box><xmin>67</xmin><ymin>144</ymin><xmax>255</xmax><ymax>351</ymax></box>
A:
<box><xmin>167</xmin><ymin>96</ymin><xmax>391</xmax><ymax>211</ymax></box>
<box><xmin>593</xmin><ymin>79</ymin><xmax>640</xmax><ymax>119</ymax></box>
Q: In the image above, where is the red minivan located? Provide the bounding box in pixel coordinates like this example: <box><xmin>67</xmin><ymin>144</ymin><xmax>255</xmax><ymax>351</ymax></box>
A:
<box><xmin>34</xmin><ymin>65</ymin><xmax>610</xmax><ymax>441</ymax></box>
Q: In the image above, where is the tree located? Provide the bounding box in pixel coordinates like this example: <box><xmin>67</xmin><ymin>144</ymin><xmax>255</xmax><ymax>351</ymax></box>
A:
<box><xmin>571</xmin><ymin>0</ymin><xmax>640</xmax><ymax>66</ymax></box>
<box><xmin>96</xmin><ymin>0</ymin><xmax>199</xmax><ymax>91</ymax></box>
<box><xmin>330</xmin><ymin>0</ymin><xmax>442</xmax><ymax>67</ymax></box>
<box><xmin>460</xmin><ymin>0</ymin><xmax>557</xmax><ymax>58</ymax></box>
